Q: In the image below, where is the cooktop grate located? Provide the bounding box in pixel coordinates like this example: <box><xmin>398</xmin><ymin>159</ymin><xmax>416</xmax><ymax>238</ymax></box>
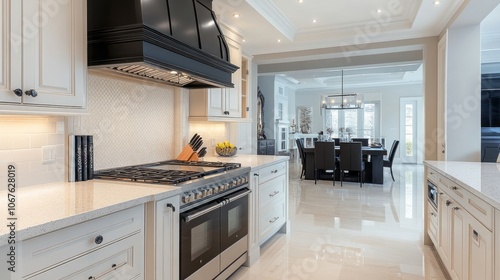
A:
<box><xmin>94</xmin><ymin>167</ymin><xmax>205</xmax><ymax>184</ymax></box>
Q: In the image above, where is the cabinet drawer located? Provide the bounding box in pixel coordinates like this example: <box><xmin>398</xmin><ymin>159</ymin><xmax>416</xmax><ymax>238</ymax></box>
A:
<box><xmin>259</xmin><ymin>198</ymin><xmax>285</xmax><ymax>244</ymax></box>
<box><xmin>259</xmin><ymin>175</ymin><xmax>286</xmax><ymax>207</ymax></box>
<box><xmin>440</xmin><ymin>177</ymin><xmax>494</xmax><ymax>231</ymax></box>
<box><xmin>258</xmin><ymin>162</ymin><xmax>286</xmax><ymax>183</ymax></box>
<box><xmin>427</xmin><ymin>168</ymin><xmax>439</xmax><ymax>184</ymax></box>
<box><xmin>28</xmin><ymin>233</ymin><xmax>143</xmax><ymax>280</ymax></box>
<box><xmin>22</xmin><ymin>205</ymin><xmax>144</xmax><ymax>277</ymax></box>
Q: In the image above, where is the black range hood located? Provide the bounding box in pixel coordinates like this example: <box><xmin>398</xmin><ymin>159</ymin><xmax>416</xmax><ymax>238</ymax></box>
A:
<box><xmin>87</xmin><ymin>0</ymin><xmax>238</xmax><ymax>89</ymax></box>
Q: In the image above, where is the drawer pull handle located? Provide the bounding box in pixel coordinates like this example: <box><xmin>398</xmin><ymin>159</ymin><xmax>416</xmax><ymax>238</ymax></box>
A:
<box><xmin>453</xmin><ymin>207</ymin><xmax>460</xmax><ymax>211</ymax></box>
<box><xmin>439</xmin><ymin>192</ymin><xmax>444</xmax><ymax>195</ymax></box>
<box><xmin>94</xmin><ymin>235</ymin><xmax>104</xmax><ymax>245</ymax></box>
<box><xmin>254</xmin><ymin>173</ymin><xmax>259</xmax><ymax>177</ymax></box>
<box><xmin>167</xmin><ymin>203</ymin><xmax>176</xmax><ymax>212</ymax></box>
<box><xmin>269</xmin><ymin>217</ymin><xmax>279</xmax><ymax>223</ymax></box>
<box><xmin>271</xmin><ymin>170</ymin><xmax>278</xmax><ymax>174</ymax></box>
<box><xmin>25</xmin><ymin>89</ymin><xmax>38</xmax><ymax>97</ymax></box>
<box><xmin>269</xmin><ymin>191</ymin><xmax>280</xmax><ymax>197</ymax></box>
<box><xmin>451</xmin><ymin>186</ymin><xmax>458</xmax><ymax>191</ymax></box>
<box><xmin>88</xmin><ymin>262</ymin><xmax>127</xmax><ymax>279</ymax></box>
<box><xmin>446</xmin><ymin>200</ymin><xmax>451</xmax><ymax>207</ymax></box>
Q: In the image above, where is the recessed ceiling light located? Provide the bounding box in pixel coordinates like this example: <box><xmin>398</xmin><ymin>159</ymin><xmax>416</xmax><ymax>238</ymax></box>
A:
<box><xmin>233</xmin><ymin>13</ymin><xmax>240</xmax><ymax>18</ymax></box>
<box><xmin>312</xmin><ymin>19</ymin><xmax>317</xmax><ymax>23</ymax></box>
<box><xmin>298</xmin><ymin>0</ymin><xmax>303</xmax><ymax>3</ymax></box>
<box><xmin>277</xmin><ymin>39</ymin><xmax>282</xmax><ymax>43</ymax></box>
<box><xmin>434</xmin><ymin>0</ymin><xmax>440</xmax><ymax>4</ymax></box>
<box><xmin>377</xmin><ymin>9</ymin><xmax>382</xmax><ymax>13</ymax></box>
<box><xmin>242</xmin><ymin>39</ymin><xmax>246</xmax><ymax>42</ymax></box>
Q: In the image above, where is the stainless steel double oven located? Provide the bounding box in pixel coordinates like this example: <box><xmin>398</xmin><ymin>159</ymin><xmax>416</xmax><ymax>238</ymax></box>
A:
<box><xmin>180</xmin><ymin>187</ymin><xmax>250</xmax><ymax>280</ymax></box>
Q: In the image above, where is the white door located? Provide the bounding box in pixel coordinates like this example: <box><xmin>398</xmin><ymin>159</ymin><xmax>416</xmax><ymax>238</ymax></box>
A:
<box><xmin>400</xmin><ymin>98</ymin><xmax>418</xmax><ymax>163</ymax></box>
<box><xmin>22</xmin><ymin>0</ymin><xmax>86</xmax><ymax>107</ymax></box>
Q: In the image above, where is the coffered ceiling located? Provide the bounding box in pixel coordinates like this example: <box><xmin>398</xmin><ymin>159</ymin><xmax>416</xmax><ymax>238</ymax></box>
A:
<box><xmin>212</xmin><ymin>0</ymin><xmax>500</xmax><ymax>91</ymax></box>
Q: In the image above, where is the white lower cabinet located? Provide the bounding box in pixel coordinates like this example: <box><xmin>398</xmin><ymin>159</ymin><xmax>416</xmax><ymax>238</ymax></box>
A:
<box><xmin>145</xmin><ymin>195</ymin><xmax>179</xmax><ymax>280</ymax></box>
<box><xmin>427</xmin><ymin>202</ymin><xmax>438</xmax><ymax>246</ymax></box>
<box><xmin>246</xmin><ymin>160</ymin><xmax>289</xmax><ymax>266</ymax></box>
<box><xmin>429</xmin><ymin>168</ymin><xmax>494</xmax><ymax>280</ymax></box>
<box><xmin>21</xmin><ymin>205</ymin><xmax>145</xmax><ymax>280</ymax></box>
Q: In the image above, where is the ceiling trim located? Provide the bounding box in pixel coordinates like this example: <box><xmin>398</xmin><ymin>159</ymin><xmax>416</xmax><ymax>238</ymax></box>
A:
<box><xmin>245</xmin><ymin>0</ymin><xmax>297</xmax><ymax>41</ymax></box>
<box><xmin>257</xmin><ymin>50</ymin><xmax>423</xmax><ymax>74</ymax></box>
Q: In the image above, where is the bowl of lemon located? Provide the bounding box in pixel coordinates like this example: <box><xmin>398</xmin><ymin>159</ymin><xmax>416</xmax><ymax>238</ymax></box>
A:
<box><xmin>215</xmin><ymin>141</ymin><xmax>237</xmax><ymax>157</ymax></box>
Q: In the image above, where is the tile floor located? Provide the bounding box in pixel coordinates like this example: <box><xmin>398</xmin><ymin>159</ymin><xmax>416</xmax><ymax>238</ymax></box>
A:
<box><xmin>230</xmin><ymin>162</ymin><xmax>448</xmax><ymax>279</ymax></box>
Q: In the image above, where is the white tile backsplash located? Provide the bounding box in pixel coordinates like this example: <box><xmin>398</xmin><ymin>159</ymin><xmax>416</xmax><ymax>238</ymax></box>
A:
<box><xmin>0</xmin><ymin>116</ymin><xmax>65</xmax><ymax>189</ymax></box>
<box><xmin>73</xmin><ymin>71</ymin><xmax>177</xmax><ymax>170</ymax></box>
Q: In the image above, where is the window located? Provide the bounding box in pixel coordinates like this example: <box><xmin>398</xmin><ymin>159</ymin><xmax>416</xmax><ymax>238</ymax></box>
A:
<box><xmin>324</xmin><ymin>102</ymin><xmax>380</xmax><ymax>139</ymax></box>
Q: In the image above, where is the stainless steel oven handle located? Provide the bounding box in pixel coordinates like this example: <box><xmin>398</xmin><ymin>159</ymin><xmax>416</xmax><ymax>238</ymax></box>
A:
<box><xmin>184</xmin><ymin>203</ymin><xmax>222</xmax><ymax>222</ymax></box>
<box><xmin>226</xmin><ymin>189</ymin><xmax>252</xmax><ymax>203</ymax></box>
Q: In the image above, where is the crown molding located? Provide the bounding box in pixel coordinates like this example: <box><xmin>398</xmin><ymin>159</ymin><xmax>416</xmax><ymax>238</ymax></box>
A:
<box><xmin>246</xmin><ymin>0</ymin><xmax>297</xmax><ymax>41</ymax></box>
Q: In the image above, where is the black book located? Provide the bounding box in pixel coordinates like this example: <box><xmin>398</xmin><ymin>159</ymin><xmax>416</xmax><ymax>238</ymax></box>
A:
<box><xmin>82</xmin><ymin>135</ymin><xmax>88</xmax><ymax>181</ymax></box>
<box><xmin>75</xmin><ymin>135</ymin><xmax>83</xmax><ymax>181</ymax></box>
<box><xmin>87</xmin><ymin>135</ymin><xmax>94</xmax><ymax>180</ymax></box>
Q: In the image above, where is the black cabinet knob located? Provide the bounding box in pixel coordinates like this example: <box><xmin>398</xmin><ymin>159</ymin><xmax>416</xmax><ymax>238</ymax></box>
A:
<box><xmin>13</xmin><ymin>88</ymin><xmax>23</xmax><ymax>97</ymax></box>
<box><xmin>94</xmin><ymin>235</ymin><xmax>104</xmax><ymax>244</ymax></box>
<box><xmin>25</xmin><ymin>89</ymin><xmax>38</xmax><ymax>97</ymax></box>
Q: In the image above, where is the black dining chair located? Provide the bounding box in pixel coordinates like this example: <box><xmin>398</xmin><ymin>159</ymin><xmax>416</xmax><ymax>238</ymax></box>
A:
<box><xmin>384</xmin><ymin>140</ymin><xmax>400</xmax><ymax>181</ymax></box>
<box><xmin>351</xmin><ymin>138</ymin><xmax>369</xmax><ymax>146</ymax></box>
<box><xmin>314</xmin><ymin>141</ymin><xmax>336</xmax><ymax>185</ymax></box>
<box><xmin>296</xmin><ymin>138</ymin><xmax>306</xmax><ymax>179</ymax></box>
<box><xmin>332</xmin><ymin>138</ymin><xmax>341</xmax><ymax>145</ymax></box>
<box><xmin>339</xmin><ymin>142</ymin><xmax>365</xmax><ymax>188</ymax></box>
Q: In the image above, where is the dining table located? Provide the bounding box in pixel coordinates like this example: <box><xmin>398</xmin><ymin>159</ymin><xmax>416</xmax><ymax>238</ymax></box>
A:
<box><xmin>303</xmin><ymin>145</ymin><xmax>388</xmax><ymax>184</ymax></box>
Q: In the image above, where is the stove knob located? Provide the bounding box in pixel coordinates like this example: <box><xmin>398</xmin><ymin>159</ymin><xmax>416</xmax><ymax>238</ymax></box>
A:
<box><xmin>242</xmin><ymin>176</ymin><xmax>247</xmax><ymax>183</ymax></box>
<box><xmin>182</xmin><ymin>193</ymin><xmax>192</xmax><ymax>203</ymax></box>
<box><xmin>206</xmin><ymin>187</ymin><xmax>213</xmax><ymax>195</ymax></box>
<box><xmin>224</xmin><ymin>182</ymin><xmax>231</xmax><ymax>189</ymax></box>
<box><xmin>194</xmin><ymin>190</ymin><xmax>203</xmax><ymax>200</ymax></box>
<box><xmin>210</xmin><ymin>185</ymin><xmax>218</xmax><ymax>194</ymax></box>
<box><xmin>237</xmin><ymin>177</ymin><xmax>243</xmax><ymax>184</ymax></box>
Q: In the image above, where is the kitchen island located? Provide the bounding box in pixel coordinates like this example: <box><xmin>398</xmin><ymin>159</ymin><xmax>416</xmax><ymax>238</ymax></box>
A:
<box><xmin>0</xmin><ymin>154</ymin><xmax>289</xmax><ymax>279</ymax></box>
<box><xmin>424</xmin><ymin>161</ymin><xmax>500</xmax><ymax>280</ymax></box>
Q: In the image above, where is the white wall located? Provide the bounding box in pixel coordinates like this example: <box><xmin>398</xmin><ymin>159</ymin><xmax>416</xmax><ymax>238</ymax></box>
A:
<box><xmin>445</xmin><ymin>25</ymin><xmax>482</xmax><ymax>161</ymax></box>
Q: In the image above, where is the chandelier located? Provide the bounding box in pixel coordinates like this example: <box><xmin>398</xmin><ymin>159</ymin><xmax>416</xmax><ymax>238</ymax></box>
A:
<box><xmin>321</xmin><ymin>70</ymin><xmax>364</xmax><ymax>110</ymax></box>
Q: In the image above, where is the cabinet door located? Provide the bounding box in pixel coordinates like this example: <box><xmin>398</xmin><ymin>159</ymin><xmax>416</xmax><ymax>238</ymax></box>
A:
<box><xmin>225</xmin><ymin>41</ymin><xmax>241</xmax><ymax>117</ymax></box>
<box><xmin>0</xmin><ymin>0</ymin><xmax>22</xmax><ymax>104</ymax></box>
<box><xmin>465</xmin><ymin>211</ymin><xmax>493</xmax><ymax>280</ymax></box>
<box><xmin>450</xmin><ymin>205</ymin><xmax>465</xmax><ymax>280</ymax></box>
<box><xmin>155</xmin><ymin>196</ymin><xmax>180</xmax><ymax>280</ymax></box>
<box><xmin>22</xmin><ymin>0</ymin><xmax>86</xmax><ymax>107</ymax></box>
<box><xmin>437</xmin><ymin>192</ymin><xmax>452</xmax><ymax>269</ymax></box>
<box><xmin>208</xmin><ymin>88</ymin><xmax>225</xmax><ymax>116</ymax></box>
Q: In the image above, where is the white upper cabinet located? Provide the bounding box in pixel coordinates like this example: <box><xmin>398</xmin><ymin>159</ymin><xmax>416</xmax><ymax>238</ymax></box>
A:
<box><xmin>0</xmin><ymin>0</ymin><xmax>87</xmax><ymax>113</ymax></box>
<box><xmin>189</xmin><ymin>29</ymin><xmax>246</xmax><ymax>121</ymax></box>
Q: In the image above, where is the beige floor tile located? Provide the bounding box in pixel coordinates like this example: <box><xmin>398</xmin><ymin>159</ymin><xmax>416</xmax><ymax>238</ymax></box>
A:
<box><xmin>230</xmin><ymin>163</ymin><xmax>448</xmax><ymax>280</ymax></box>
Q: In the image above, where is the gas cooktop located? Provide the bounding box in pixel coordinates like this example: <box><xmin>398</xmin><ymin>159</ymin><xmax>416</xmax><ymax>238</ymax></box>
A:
<box><xmin>94</xmin><ymin>160</ymin><xmax>241</xmax><ymax>184</ymax></box>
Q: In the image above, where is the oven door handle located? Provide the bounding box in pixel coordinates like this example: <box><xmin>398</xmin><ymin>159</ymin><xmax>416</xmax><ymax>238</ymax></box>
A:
<box><xmin>183</xmin><ymin>203</ymin><xmax>223</xmax><ymax>222</ymax></box>
<box><xmin>224</xmin><ymin>189</ymin><xmax>252</xmax><ymax>204</ymax></box>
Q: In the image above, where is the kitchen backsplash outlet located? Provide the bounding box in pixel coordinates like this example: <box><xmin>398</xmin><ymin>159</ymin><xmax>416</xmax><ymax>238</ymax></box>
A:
<box><xmin>72</xmin><ymin>71</ymin><xmax>177</xmax><ymax>170</ymax></box>
<box><xmin>0</xmin><ymin>116</ymin><xmax>65</xmax><ymax>189</ymax></box>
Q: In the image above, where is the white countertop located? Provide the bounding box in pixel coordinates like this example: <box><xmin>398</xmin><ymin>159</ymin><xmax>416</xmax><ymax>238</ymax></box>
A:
<box><xmin>425</xmin><ymin>161</ymin><xmax>500</xmax><ymax>209</ymax></box>
<box><xmin>0</xmin><ymin>180</ymin><xmax>181</xmax><ymax>244</ymax></box>
<box><xmin>0</xmin><ymin>155</ymin><xmax>288</xmax><ymax>245</ymax></box>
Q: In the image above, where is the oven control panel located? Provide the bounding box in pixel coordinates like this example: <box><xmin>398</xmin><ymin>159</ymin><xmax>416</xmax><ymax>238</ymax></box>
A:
<box><xmin>181</xmin><ymin>175</ymin><xmax>249</xmax><ymax>204</ymax></box>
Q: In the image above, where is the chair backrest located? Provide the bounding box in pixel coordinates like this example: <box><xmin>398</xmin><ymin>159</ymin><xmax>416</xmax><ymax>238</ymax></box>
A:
<box><xmin>296</xmin><ymin>138</ymin><xmax>305</xmax><ymax>163</ymax></box>
<box><xmin>351</xmin><ymin>138</ymin><xmax>369</xmax><ymax>146</ymax></box>
<box><xmin>314</xmin><ymin>142</ymin><xmax>336</xmax><ymax>170</ymax></box>
<box><xmin>388</xmin><ymin>140</ymin><xmax>400</xmax><ymax>164</ymax></box>
<box><xmin>332</xmin><ymin>138</ymin><xmax>340</xmax><ymax>145</ymax></box>
<box><xmin>340</xmin><ymin>142</ymin><xmax>363</xmax><ymax>171</ymax></box>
